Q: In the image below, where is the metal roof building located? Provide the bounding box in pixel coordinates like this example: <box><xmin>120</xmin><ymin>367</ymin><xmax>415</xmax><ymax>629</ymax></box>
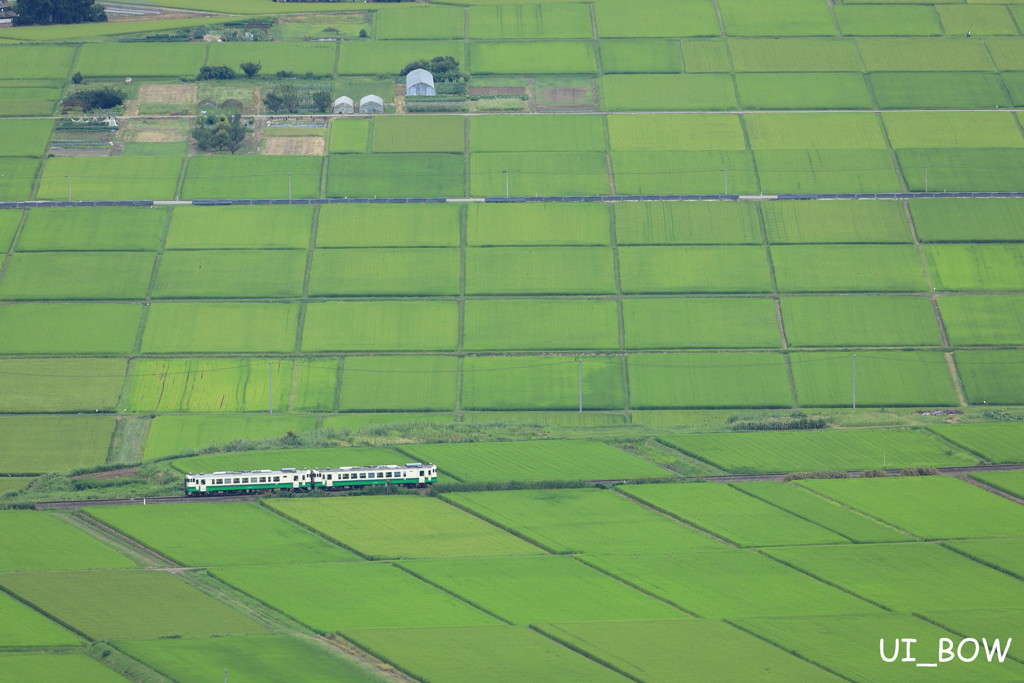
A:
<box><xmin>406</xmin><ymin>68</ymin><xmax>435</xmax><ymax>97</ymax></box>
<box><xmin>332</xmin><ymin>96</ymin><xmax>354</xmax><ymax>115</ymax></box>
<box><xmin>359</xmin><ymin>94</ymin><xmax>384</xmax><ymax>114</ymax></box>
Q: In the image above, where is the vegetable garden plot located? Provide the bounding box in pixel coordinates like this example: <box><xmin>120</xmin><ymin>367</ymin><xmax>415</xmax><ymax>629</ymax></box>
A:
<box><xmin>614</xmin><ymin>200</ymin><xmax>760</xmax><ymax>245</ymax></box>
<box><xmin>0</xmin><ymin>510</ymin><xmax>133</xmax><ymax>571</ymax></box>
<box><xmin>910</xmin><ymin>198</ymin><xmax>1024</xmax><ymax>242</ymax></box>
<box><xmin>468</xmin><ymin>3</ymin><xmax>592</xmax><ymax>39</ymax></box>
<box><xmin>622</xmin><ymin>297</ymin><xmax>781</xmax><ymax>349</ymax></box>
<box><xmin>745</xmin><ymin>113</ymin><xmax>888</xmax><ymax>150</ymax></box>
<box><xmin>0</xmin><ymin>590</ymin><xmax>80</xmax><ymax>648</ymax></box>
<box><xmin>933</xmin><ymin>424</ymin><xmax>1024</xmax><ymax>465</ymax></box>
<box><xmin>871</xmin><ymin>73</ymin><xmax>1009</xmax><ymax>109</ymax></box>
<box><xmin>470</xmin><ymin>114</ymin><xmax>605</xmax><ymax>153</ymax></box>
<box><xmin>765</xmin><ymin>543</ymin><xmax>1024</xmax><ymax>612</ymax></box>
<box><xmin>790</xmin><ymin>351</ymin><xmax>959</xmax><ymax>407</ymax></box>
<box><xmin>926</xmin><ymin>244</ymin><xmax>1024</xmax><ymax>291</ymax></box>
<box><xmin>460</xmin><ymin>355</ymin><xmax>625</xmax><ymax>410</ymax></box>
<box><xmin>728</xmin><ymin>38</ymin><xmax>863</xmax><ymax>72</ymax></box>
<box><xmin>469</xmin><ymin>41</ymin><xmax>597</xmax><ymax>74</ymax></box>
<box><xmin>167</xmin><ymin>205</ymin><xmax>312</xmax><ymax>249</ymax></box>
<box><xmin>467</xmin><ymin>202</ymin><xmax>610</xmax><ymax>246</ymax></box>
<box><xmin>755</xmin><ymin>149</ymin><xmax>902</xmax><ymax>194</ymax></box>
<box><xmin>0</xmin><ymin>358</ymin><xmax>127</xmax><ymax>413</ymax></box>
<box><xmin>662</xmin><ymin>429</ymin><xmax>973</xmax><ymax>475</ymax></box>
<box><xmin>170</xmin><ymin>445</ymin><xmax>411</xmax><ymax>475</ymax></box>
<box><xmin>121</xmin><ymin>358</ymin><xmax>292</xmax><ymax>413</ymax></box>
<box><xmin>762</xmin><ymin>199</ymin><xmax>910</xmax><ymax>244</ymax></box>
<box><xmin>338</xmin><ymin>40</ymin><xmax>464</xmax><ymax>75</ymax></box>
<box><xmin>328</xmin><ymin>117</ymin><xmax>369</xmax><ymax>154</ymax></box>
<box><xmin>338</xmin><ymin>356</ymin><xmax>457</xmax><ymax>412</ymax></box>
<box><xmin>208</xmin><ymin>42</ymin><xmax>336</xmax><ymax>76</ymax></box>
<box><xmin>18</xmin><ymin>207</ymin><xmax>165</xmax><ymax>251</ymax></box>
<box><xmin>401</xmin><ymin>555</ymin><xmax>683</xmax><ymax>623</ymax></box>
<box><xmin>618</xmin><ymin>245</ymin><xmax>772</xmax><ymax>293</ymax></box>
<box><xmin>938</xmin><ymin>295</ymin><xmax>1024</xmax><ymax>346</ymax></box>
<box><xmin>781</xmin><ymin>296</ymin><xmax>942</xmax><ymax>347</ymax></box>
<box><xmin>611</xmin><ymin>150</ymin><xmax>759</xmax><ymax>194</ymax></box>
<box><xmin>372</xmin><ymin>116</ymin><xmax>464</xmax><ymax>154</ymax></box>
<box><xmin>627</xmin><ymin>352</ymin><xmax>791</xmax><ymax>409</ymax></box>
<box><xmin>463</xmin><ymin>299</ymin><xmax>620</xmax><ymax>351</ymax></box>
<box><xmin>0</xmin><ymin>654</ymin><xmax>123</xmax><ymax>683</ymax></box>
<box><xmin>800</xmin><ymin>476</ymin><xmax>1024</xmax><ymax>540</ymax></box>
<box><xmin>141</xmin><ymin>303</ymin><xmax>299</xmax><ymax>353</ymax></box>
<box><xmin>183</xmin><ymin>156</ymin><xmax>322</xmax><ymax>200</ymax></box>
<box><xmin>771</xmin><ymin>245</ymin><xmax>927</xmax><ymax>292</ymax></box>
<box><xmin>318</xmin><ymin>203</ymin><xmax>459</xmax><ymax>247</ymax></box>
<box><xmin>619</xmin><ymin>482</ymin><xmax>846</xmax><ymax>546</ymax></box>
<box><xmin>268</xmin><ymin>496</ymin><xmax>541</xmax><ymax>559</ymax></box>
<box><xmin>955</xmin><ymin>350</ymin><xmax>1024</xmax><ymax>404</ymax></box>
<box><xmin>470</xmin><ymin>152</ymin><xmax>609</xmax><ymax>196</ymax></box>
<box><xmin>376</xmin><ymin>4</ymin><xmax>464</xmax><ymax>39</ymax></box>
<box><xmin>37</xmin><ymin>157</ymin><xmax>181</xmax><ymax>201</ymax></box>
<box><xmin>446</xmin><ymin>488</ymin><xmax>717</xmax><ymax>554</ymax></box>
<box><xmin>0</xmin><ymin>119</ymin><xmax>52</xmax><ymax>158</ymax></box>
<box><xmin>884</xmin><ymin>112</ymin><xmax>1024</xmax><ymax>149</ymax></box>
<box><xmin>834</xmin><ymin>4</ymin><xmax>942</xmax><ymax>36</ymax></box>
<box><xmin>718</xmin><ymin>0</ymin><xmax>836</xmax><ymax>37</ymax></box>
<box><xmin>88</xmin><ymin>503</ymin><xmax>358</xmax><ymax>567</ymax></box>
<box><xmin>346</xmin><ymin>625</ymin><xmax>625</xmax><ymax>683</ymax></box>
<box><xmin>732</xmin><ymin>482</ymin><xmax>910</xmax><ymax>543</ymax></box>
<box><xmin>735</xmin><ymin>73</ymin><xmax>874</xmax><ymax>110</ymax></box>
<box><xmin>539</xmin><ymin>619</ymin><xmax>835</xmax><ymax>683</ymax></box>
<box><xmin>599</xmin><ymin>40</ymin><xmax>682</xmax><ymax>73</ymax></box>
<box><xmin>402</xmin><ymin>440</ymin><xmax>666</xmax><ymax>483</ymax></box>
<box><xmin>327</xmin><ymin>153</ymin><xmax>465</xmax><ymax>198</ymax></box>
<box><xmin>152</xmin><ymin>250</ymin><xmax>306</xmax><ymax>298</ymax></box>
<box><xmin>607</xmin><ymin>113</ymin><xmax>746</xmax><ymax>151</ymax></box>
<box><xmin>303</xmin><ymin>300</ymin><xmax>458</xmax><ymax>352</ymax></box>
<box><xmin>857</xmin><ymin>37</ymin><xmax>993</xmax><ymax>71</ymax></box>
<box><xmin>0</xmin><ymin>569</ymin><xmax>266</xmax><ymax>640</ymax></box>
<box><xmin>77</xmin><ymin>43</ymin><xmax>208</xmax><ymax>77</ymax></box>
<box><xmin>309</xmin><ymin>248</ymin><xmax>459</xmax><ymax>296</ymax></box>
<box><xmin>0</xmin><ymin>303</ymin><xmax>141</xmax><ymax>354</ymax></box>
<box><xmin>142</xmin><ymin>414</ymin><xmax>319</xmax><ymax>460</ymax></box>
<box><xmin>0</xmin><ymin>251</ymin><xmax>154</xmax><ymax>300</ymax></box>
<box><xmin>594</xmin><ymin>0</ymin><xmax>719</xmax><ymax>38</ymax></box>
<box><xmin>465</xmin><ymin>246</ymin><xmax>615</xmax><ymax>295</ymax></box>
<box><xmin>588</xmin><ymin>549</ymin><xmax>880</xmax><ymax>618</ymax></box>
<box><xmin>600</xmin><ymin>74</ymin><xmax>737</xmax><ymax>110</ymax></box>
<box><xmin>899</xmin><ymin>148</ymin><xmax>1024</xmax><ymax>192</ymax></box>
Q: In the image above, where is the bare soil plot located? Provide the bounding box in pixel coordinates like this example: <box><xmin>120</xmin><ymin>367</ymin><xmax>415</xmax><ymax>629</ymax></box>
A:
<box><xmin>261</xmin><ymin>135</ymin><xmax>326</xmax><ymax>156</ymax></box>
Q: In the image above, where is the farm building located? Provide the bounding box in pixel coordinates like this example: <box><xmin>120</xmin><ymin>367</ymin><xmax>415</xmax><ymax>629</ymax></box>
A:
<box><xmin>332</xmin><ymin>96</ymin><xmax>354</xmax><ymax>115</ymax></box>
<box><xmin>406</xmin><ymin>69</ymin><xmax>435</xmax><ymax>97</ymax></box>
<box><xmin>359</xmin><ymin>94</ymin><xmax>384</xmax><ymax>114</ymax></box>
<box><xmin>0</xmin><ymin>2</ymin><xmax>16</xmax><ymax>27</ymax></box>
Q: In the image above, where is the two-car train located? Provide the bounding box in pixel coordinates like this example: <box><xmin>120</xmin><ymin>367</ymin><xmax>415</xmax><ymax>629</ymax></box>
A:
<box><xmin>184</xmin><ymin>463</ymin><xmax>438</xmax><ymax>496</ymax></box>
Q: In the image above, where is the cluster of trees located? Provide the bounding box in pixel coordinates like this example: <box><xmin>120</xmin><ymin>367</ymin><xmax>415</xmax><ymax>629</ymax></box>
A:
<box><xmin>192</xmin><ymin>111</ymin><xmax>248</xmax><ymax>154</ymax></box>
<box><xmin>13</xmin><ymin>0</ymin><xmax>105</xmax><ymax>26</ymax></box>
<box><xmin>195</xmin><ymin>63</ymin><xmax>269</xmax><ymax>80</ymax></box>
<box><xmin>400</xmin><ymin>56</ymin><xmax>462</xmax><ymax>82</ymax></box>
<box><xmin>63</xmin><ymin>87</ymin><xmax>125</xmax><ymax>112</ymax></box>
<box><xmin>262</xmin><ymin>86</ymin><xmax>332</xmax><ymax>113</ymax></box>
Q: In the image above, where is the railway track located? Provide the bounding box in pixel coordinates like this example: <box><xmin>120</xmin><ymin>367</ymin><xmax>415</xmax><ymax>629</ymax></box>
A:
<box><xmin>32</xmin><ymin>462</ymin><xmax>1024</xmax><ymax>509</ymax></box>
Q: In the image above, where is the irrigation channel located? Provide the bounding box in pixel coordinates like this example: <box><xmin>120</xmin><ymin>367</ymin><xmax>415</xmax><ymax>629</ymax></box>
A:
<box><xmin>33</xmin><ymin>462</ymin><xmax>1024</xmax><ymax>510</ymax></box>
<box><xmin>3</xmin><ymin>191</ymin><xmax>1024</xmax><ymax>210</ymax></box>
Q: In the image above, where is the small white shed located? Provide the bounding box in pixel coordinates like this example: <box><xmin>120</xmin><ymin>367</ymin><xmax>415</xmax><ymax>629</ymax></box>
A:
<box><xmin>333</xmin><ymin>96</ymin><xmax>354</xmax><ymax>115</ymax></box>
<box><xmin>359</xmin><ymin>94</ymin><xmax>384</xmax><ymax>114</ymax></box>
<box><xmin>406</xmin><ymin>68</ymin><xmax>435</xmax><ymax>97</ymax></box>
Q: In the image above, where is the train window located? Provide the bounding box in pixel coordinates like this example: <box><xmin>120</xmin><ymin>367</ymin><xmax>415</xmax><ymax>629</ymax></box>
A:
<box><xmin>359</xmin><ymin>473</ymin><xmax>367</xmax><ymax>479</ymax></box>
<box><xmin>273</xmin><ymin>476</ymin><xmax>280</xmax><ymax>482</ymax></box>
<box><xmin>327</xmin><ymin>474</ymin><xmax>333</xmax><ymax>480</ymax></box>
<box><xmin>216</xmin><ymin>479</ymin><xmax>223</xmax><ymax>485</ymax></box>
<box><xmin>260</xmin><ymin>477</ymin><xmax>266</xmax><ymax>483</ymax></box>
<box><xmin>384</xmin><ymin>472</ymin><xmax>391</xmax><ymax>478</ymax></box>
<box><xmin>419</xmin><ymin>470</ymin><xmax>424</xmax><ymax>476</ymax></box>
<box><xmin>242</xmin><ymin>478</ymin><xmax>248</xmax><ymax>483</ymax></box>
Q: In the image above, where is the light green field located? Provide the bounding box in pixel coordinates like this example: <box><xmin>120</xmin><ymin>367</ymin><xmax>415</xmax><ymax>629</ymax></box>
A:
<box><xmin>791</xmin><ymin>351</ymin><xmax>959</xmax><ymax>407</ymax></box>
<box><xmin>932</xmin><ymin>423</ymin><xmax>1024</xmax><ymax>465</ymax></box>
<box><xmin>463</xmin><ymin>299</ymin><xmax>618</xmax><ymax>351</ymax></box>
<box><xmin>927</xmin><ymin>245</ymin><xmax>1024</xmax><ymax>291</ymax></box>
<box><xmin>268</xmin><ymin>496</ymin><xmax>542</xmax><ymax>559</ymax></box>
<box><xmin>661</xmin><ymin>429</ymin><xmax>974</xmax><ymax>475</ymax></box>
<box><xmin>329</xmin><ymin>117</ymin><xmax>369</xmax><ymax>153</ymax></box>
<box><xmin>755</xmin><ymin>149</ymin><xmax>902</xmax><ymax>194</ymax></box>
<box><xmin>303</xmin><ymin>301</ymin><xmax>457</xmax><ymax>351</ymax></box>
<box><xmin>600</xmin><ymin>40</ymin><xmax>682</xmax><ymax>73</ymax></box>
<box><xmin>141</xmin><ymin>303</ymin><xmax>298</xmax><ymax>353</ymax></box>
<box><xmin>801</xmin><ymin>476</ymin><xmax>1024</xmax><ymax>540</ymax></box>
<box><xmin>0</xmin><ymin>417</ymin><xmax>113</xmax><ymax>476</ymax></box>
<box><xmin>445</xmin><ymin>488</ymin><xmax>718</xmax><ymax>554</ymax></box>
<box><xmin>170</xmin><ymin>446</ymin><xmax>408</xmax><ymax>475</ymax></box>
<box><xmin>540</xmin><ymin>619</ymin><xmax>835</xmax><ymax>683</ymax></box>
<box><xmin>987</xmin><ymin>36</ymin><xmax>1024</xmax><ymax>70</ymax></box>
<box><xmin>619</xmin><ymin>246</ymin><xmax>772</xmax><ymax>293</ymax></box>
<box><xmin>122</xmin><ymin>358</ymin><xmax>291</xmax><ymax>413</ymax></box>
<box><xmin>948</xmin><ymin>537</ymin><xmax>1024</xmax><ymax>578</ymax></box>
<box><xmin>88</xmin><ymin>502</ymin><xmax>358</xmax><ymax>566</ymax></box>
<box><xmin>0</xmin><ymin>158</ymin><xmax>39</xmax><ymax>201</ymax></box>
<box><xmin>941</xmin><ymin>5</ymin><xmax>1014</xmax><ymax>35</ymax></box>
<box><xmin>0</xmin><ymin>251</ymin><xmax>154</xmax><ymax>300</ymax></box>
<box><xmin>0</xmin><ymin>45</ymin><xmax>76</xmax><ymax>79</ymax></box>
<box><xmin>291</xmin><ymin>359</ymin><xmax>338</xmax><ymax>412</ymax></box>
<box><xmin>611</xmin><ymin>150</ymin><xmax>759</xmax><ymax>194</ymax></box>
<box><xmin>765</xmin><ymin>543</ymin><xmax>1024</xmax><ymax>612</ymax></box>
<box><xmin>0</xmin><ymin>510</ymin><xmax>133</xmax><ymax>571</ymax></box>
<box><xmin>0</xmin><ymin>654</ymin><xmax>124</xmax><ymax>683</ymax></box>
<box><xmin>595</xmin><ymin>0</ymin><xmax>719</xmax><ymax>38</ymax></box>
<box><xmin>939</xmin><ymin>295</ymin><xmax>1024</xmax><ymax>346</ymax></box>
<box><xmin>718</xmin><ymin>0</ymin><xmax>836</xmax><ymax>36</ymax></box>
<box><xmin>771</xmin><ymin>245</ymin><xmax>928</xmax><ymax>292</ymax></box>
<box><xmin>607</xmin><ymin>114</ymin><xmax>746</xmax><ymax>151</ymax></box>
<box><xmin>900</xmin><ymin>148</ymin><xmax>1024</xmax><ymax>193</ymax></box>
<box><xmin>143</xmin><ymin>414</ymin><xmax>320</xmax><ymax>460</ymax></box>
<box><xmin>614</xmin><ymin>201</ymin><xmax>761</xmax><ymax>244</ymax></box>
<box><xmin>465</xmin><ymin>246</ymin><xmax>614</xmax><ymax>294</ymax></box>
<box><xmin>309</xmin><ymin>247</ymin><xmax>458</xmax><ymax>295</ymax></box>
<box><xmin>588</xmin><ymin>549</ymin><xmax>879</xmax><ymax>618</ymax></box>
<box><xmin>834</xmin><ymin>4</ymin><xmax>942</xmax><ymax>36</ymax></box>
<box><xmin>732</xmin><ymin>482</ymin><xmax>910</xmax><ymax>543</ymax></box>
<box><xmin>208</xmin><ymin>41</ymin><xmax>336</xmax><ymax>75</ymax></box>
<box><xmin>747</xmin><ymin>113</ymin><xmax>887</xmax><ymax>151</ymax></box>
<box><xmin>0</xmin><ymin>477</ymin><xmax>33</xmax><ymax>494</ymax></box>
<box><xmin>402</xmin><ymin>440</ymin><xmax>667</xmax><ymax>482</ymax></box>
<box><xmin>37</xmin><ymin>156</ymin><xmax>181</xmax><ymax>201</ymax></box>
<box><xmin>0</xmin><ymin>590</ymin><xmax>80</xmax><ymax>647</ymax></box>
<box><xmin>0</xmin><ymin>119</ymin><xmax>53</xmax><ymax>158</ymax></box>
<box><xmin>470</xmin><ymin>151</ymin><xmax>609</xmax><ymax>196</ymax></box>
<box><xmin>469</xmin><ymin>41</ymin><xmax>596</xmax><ymax>74</ymax></box>
<box><xmin>372</xmin><ymin>116</ymin><xmax>465</xmax><ymax>153</ymax></box>
<box><xmin>910</xmin><ymin>198</ymin><xmax>1024</xmax><ymax>242</ymax></box>
<box><xmin>762</xmin><ymin>200</ymin><xmax>911</xmax><ymax>244</ymax></box>
<box><xmin>957</xmin><ymin>350</ymin><xmax>1024</xmax><ymax>404</ymax></box>
<box><xmin>0</xmin><ymin>210</ymin><xmax>18</xmax><ymax>251</ymax></box>
<box><xmin>0</xmin><ymin>569</ymin><xmax>266</xmax><ymax>640</ymax></box>
<box><xmin>628</xmin><ymin>352</ymin><xmax>791</xmax><ymax>409</ymax></box>
<box><xmin>347</xmin><ymin>625</ymin><xmax>624</xmax><ymax>683</ymax></box>
<box><xmin>885</xmin><ymin>112</ymin><xmax>1024</xmax><ymax>149</ymax></box>
<box><xmin>0</xmin><ymin>358</ymin><xmax>127</xmax><ymax>413</ymax></box>
<box><xmin>858</xmin><ymin>36</ymin><xmax>994</xmax><ymax>71</ymax></box>
<box><xmin>728</xmin><ymin>38</ymin><xmax>862</xmax><ymax>71</ymax></box>
<box><xmin>376</xmin><ymin>4</ymin><xmax>464</xmax><ymax>39</ymax></box>
<box><xmin>339</xmin><ymin>356</ymin><xmax>457</xmax><ymax>411</ymax></box>
<box><xmin>623</xmin><ymin>298</ymin><xmax>781</xmax><ymax>349</ymax></box>
<box><xmin>470</xmin><ymin>115</ymin><xmax>605</xmax><ymax>152</ymax></box>
<box><xmin>402</xmin><ymin>555</ymin><xmax>683</xmax><ymax>623</ymax></box>
<box><xmin>620</xmin><ymin>482</ymin><xmax>846</xmax><ymax>546</ymax></box>
<box><xmin>781</xmin><ymin>296</ymin><xmax>942</xmax><ymax>347</ymax></box>
<box><xmin>469</xmin><ymin>3</ymin><xmax>592</xmax><ymax>39</ymax></box>
<box><xmin>182</xmin><ymin>156</ymin><xmax>322</xmax><ymax>200</ymax></box>
<box><xmin>317</xmin><ymin>203</ymin><xmax>459</xmax><ymax>246</ymax></box>
<box><xmin>337</xmin><ymin>40</ymin><xmax>463</xmax><ymax>75</ymax></box>
<box><xmin>872</xmin><ymin>72</ymin><xmax>1009</xmax><ymax>109</ymax></box>
<box><xmin>166</xmin><ymin>205</ymin><xmax>312</xmax><ymax>249</ymax></box>
<box><xmin>461</xmin><ymin>355</ymin><xmax>625</xmax><ymax>410</ymax></box>
<box><xmin>736</xmin><ymin>72</ymin><xmax>874</xmax><ymax>109</ymax></box>
<box><xmin>468</xmin><ymin>202</ymin><xmax>609</xmax><ymax>245</ymax></box>
<box><xmin>327</xmin><ymin>153</ymin><xmax>464</xmax><ymax>198</ymax></box>
<box><xmin>601</xmin><ymin>74</ymin><xmax>737</xmax><ymax>110</ymax></box>
<box><xmin>77</xmin><ymin>42</ymin><xmax>207</xmax><ymax>76</ymax></box>
<box><xmin>152</xmin><ymin>250</ymin><xmax>305</xmax><ymax>298</ymax></box>
<box><xmin>18</xmin><ymin>206</ymin><xmax>165</xmax><ymax>251</ymax></box>
<box><xmin>680</xmin><ymin>39</ymin><xmax>731</xmax><ymax>72</ymax></box>
<box><xmin>0</xmin><ymin>303</ymin><xmax>141</xmax><ymax>354</ymax></box>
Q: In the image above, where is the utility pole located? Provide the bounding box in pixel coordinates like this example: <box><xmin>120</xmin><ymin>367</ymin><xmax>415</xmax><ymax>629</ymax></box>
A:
<box><xmin>576</xmin><ymin>357</ymin><xmax>583</xmax><ymax>412</ymax></box>
<box><xmin>924</xmin><ymin>164</ymin><xmax>929</xmax><ymax>193</ymax></box>
<box><xmin>852</xmin><ymin>353</ymin><xmax>857</xmax><ymax>410</ymax></box>
<box><xmin>722</xmin><ymin>168</ymin><xmax>728</xmax><ymax>195</ymax></box>
<box><xmin>268</xmin><ymin>361</ymin><xmax>273</xmax><ymax>415</ymax></box>
<box><xmin>67</xmin><ymin>173</ymin><xmax>72</xmax><ymax>201</ymax></box>
<box><xmin>288</xmin><ymin>171</ymin><xmax>292</xmax><ymax>201</ymax></box>
<box><xmin>504</xmin><ymin>169</ymin><xmax>509</xmax><ymax>198</ymax></box>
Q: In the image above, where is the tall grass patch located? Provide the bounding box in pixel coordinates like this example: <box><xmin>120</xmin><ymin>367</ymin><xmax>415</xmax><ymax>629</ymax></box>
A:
<box><xmin>0</xmin><ymin>359</ymin><xmax>126</xmax><ymax>413</ymax></box>
<box><xmin>461</xmin><ymin>355</ymin><xmax>624</xmax><ymax>410</ymax></box>
<box><xmin>781</xmin><ymin>296</ymin><xmax>942</xmax><ymax>347</ymax></box>
<box><xmin>956</xmin><ymin>349</ymin><xmax>1024</xmax><ymax>404</ymax></box>
<box><xmin>183</xmin><ymin>156</ymin><xmax>321</xmax><ymax>200</ymax></box>
<box><xmin>910</xmin><ymin>198</ymin><xmax>1024</xmax><ymax>242</ymax></box>
<box><xmin>303</xmin><ymin>301</ymin><xmax>458</xmax><ymax>351</ymax></box>
<box><xmin>327</xmin><ymin>153</ymin><xmax>464</xmax><ymax>198</ymax></box>
<box><xmin>834</xmin><ymin>5</ymin><xmax>942</xmax><ymax>36</ymax></box>
<box><xmin>628</xmin><ymin>352</ymin><xmax>791</xmax><ymax>408</ymax></box>
<box><xmin>607</xmin><ymin>114</ymin><xmax>746</xmax><ymax>151</ymax></box>
<box><xmin>166</xmin><ymin>205</ymin><xmax>312</xmax><ymax>249</ymax></box>
<box><xmin>309</xmin><ymin>247</ymin><xmax>459</xmax><ymax>295</ymax></box>
<box><xmin>339</xmin><ymin>356</ymin><xmax>457</xmax><ymax>411</ymax></box>
<box><xmin>594</xmin><ymin>0</ymin><xmax>719</xmax><ymax>37</ymax></box>
<box><xmin>600</xmin><ymin>40</ymin><xmax>681</xmax><ymax>73</ymax></box>
<box><xmin>470</xmin><ymin>152</ymin><xmax>609</xmax><ymax>196</ymax></box>
<box><xmin>152</xmin><ymin>250</ymin><xmax>305</xmax><ymax>298</ymax></box>
<box><xmin>0</xmin><ymin>251</ymin><xmax>154</xmax><ymax>300</ymax></box>
<box><xmin>463</xmin><ymin>299</ymin><xmax>619</xmax><ymax>351</ymax></box>
<box><xmin>615</xmin><ymin>201</ymin><xmax>760</xmax><ymax>244</ymax></box>
<box><xmin>746</xmin><ymin>113</ymin><xmax>887</xmax><ymax>150</ymax></box>
<box><xmin>728</xmin><ymin>38</ymin><xmax>862</xmax><ymax>71</ymax></box>
<box><xmin>938</xmin><ymin>295</ymin><xmax>1024</xmax><ymax>345</ymax></box>
<box><xmin>941</xmin><ymin>5</ymin><xmax>1015</xmax><ymax>35</ymax></box>
<box><xmin>762</xmin><ymin>200</ymin><xmax>910</xmax><ymax>243</ymax></box>
<box><xmin>37</xmin><ymin>157</ymin><xmax>181</xmax><ymax>200</ymax></box>
<box><xmin>18</xmin><ymin>206</ymin><xmax>165</xmax><ymax>251</ymax></box>
<box><xmin>926</xmin><ymin>244</ymin><xmax>1024</xmax><ymax>291</ymax></box>
<box><xmin>771</xmin><ymin>245</ymin><xmax>927</xmax><ymax>292</ymax></box>
<box><xmin>0</xmin><ymin>303</ymin><xmax>141</xmax><ymax>354</ymax></box>
<box><xmin>142</xmin><ymin>414</ymin><xmax>319</xmax><ymax>460</ymax></box>
<box><xmin>470</xmin><ymin>114</ymin><xmax>604</xmax><ymax>152</ymax></box>
<box><xmin>372</xmin><ymin>116</ymin><xmax>464</xmax><ymax>153</ymax></box>
<box><xmin>619</xmin><ymin>246</ymin><xmax>772</xmax><ymax>293</ymax></box>
<box><xmin>612</xmin><ymin>150</ymin><xmax>758</xmax><ymax>194</ymax></box>
<box><xmin>601</xmin><ymin>74</ymin><xmax>737</xmax><ymax>110</ymax></box>
<box><xmin>465</xmin><ymin>246</ymin><xmax>615</xmax><ymax>294</ymax></box>
<box><xmin>736</xmin><ymin>73</ymin><xmax>873</xmax><ymax>109</ymax></box>
<box><xmin>468</xmin><ymin>202</ymin><xmax>609</xmax><ymax>245</ymax></box>
<box><xmin>141</xmin><ymin>303</ymin><xmax>299</xmax><ymax>353</ymax></box>
<box><xmin>883</xmin><ymin>112</ymin><xmax>1024</xmax><ymax>149</ymax></box>
<box><xmin>469</xmin><ymin>41</ymin><xmax>597</xmax><ymax>74</ymax></box>
<box><xmin>858</xmin><ymin>37</ymin><xmax>993</xmax><ymax>71</ymax></box>
<box><xmin>468</xmin><ymin>3</ymin><xmax>592</xmax><ymax>39</ymax></box>
<box><xmin>0</xmin><ymin>510</ymin><xmax>134</xmax><ymax>571</ymax></box>
<box><xmin>122</xmin><ymin>358</ymin><xmax>291</xmax><ymax>413</ymax></box>
<box><xmin>871</xmin><ymin>73</ymin><xmax>1009</xmax><ymax>109</ymax></box>
<box><xmin>790</xmin><ymin>351</ymin><xmax>958</xmax><ymax>407</ymax></box>
<box><xmin>317</xmin><ymin>203</ymin><xmax>459</xmax><ymax>246</ymax></box>
<box><xmin>623</xmin><ymin>298</ymin><xmax>780</xmax><ymax>349</ymax></box>
<box><xmin>718</xmin><ymin>0</ymin><xmax>837</xmax><ymax>36</ymax></box>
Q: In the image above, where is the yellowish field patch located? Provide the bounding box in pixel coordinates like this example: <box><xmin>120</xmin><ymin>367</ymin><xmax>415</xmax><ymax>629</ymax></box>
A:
<box><xmin>261</xmin><ymin>136</ymin><xmax>325</xmax><ymax>156</ymax></box>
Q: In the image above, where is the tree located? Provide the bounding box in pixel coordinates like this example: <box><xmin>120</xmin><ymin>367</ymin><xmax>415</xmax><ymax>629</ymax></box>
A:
<box><xmin>262</xmin><ymin>91</ymin><xmax>284</xmax><ymax>113</ymax></box>
<box><xmin>64</xmin><ymin>87</ymin><xmax>125</xmax><ymax>112</ymax></box>
<box><xmin>312</xmin><ymin>90</ymin><xmax>332</xmax><ymax>113</ymax></box>
<box><xmin>71</xmin><ymin>71</ymin><xmax>83</xmax><ymax>84</ymax></box>
<box><xmin>192</xmin><ymin>111</ymin><xmax>247</xmax><ymax>154</ymax></box>
<box><xmin>240</xmin><ymin>61</ymin><xmax>262</xmax><ymax>79</ymax></box>
<box><xmin>13</xmin><ymin>0</ymin><xmax>106</xmax><ymax>26</ymax></box>
<box><xmin>197</xmin><ymin>65</ymin><xmax>236</xmax><ymax>81</ymax></box>
<box><xmin>400</xmin><ymin>55</ymin><xmax>462</xmax><ymax>82</ymax></box>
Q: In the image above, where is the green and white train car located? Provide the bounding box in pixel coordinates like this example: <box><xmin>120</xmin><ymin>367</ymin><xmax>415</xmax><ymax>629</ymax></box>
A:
<box><xmin>184</xmin><ymin>464</ymin><xmax>438</xmax><ymax>496</ymax></box>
